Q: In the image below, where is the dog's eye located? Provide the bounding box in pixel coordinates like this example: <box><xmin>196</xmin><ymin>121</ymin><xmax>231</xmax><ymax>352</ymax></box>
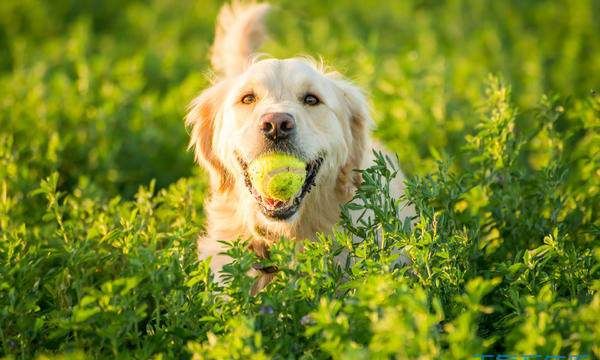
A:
<box><xmin>303</xmin><ymin>94</ymin><xmax>320</xmax><ymax>106</ymax></box>
<box><xmin>241</xmin><ymin>93</ymin><xmax>256</xmax><ymax>104</ymax></box>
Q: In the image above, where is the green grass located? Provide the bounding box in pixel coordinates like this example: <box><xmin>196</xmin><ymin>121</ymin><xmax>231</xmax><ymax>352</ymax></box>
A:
<box><xmin>1</xmin><ymin>0</ymin><xmax>599</xmax><ymax>358</ymax></box>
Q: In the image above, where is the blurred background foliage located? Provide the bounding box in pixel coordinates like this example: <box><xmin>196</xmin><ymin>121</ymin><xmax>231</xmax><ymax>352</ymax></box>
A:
<box><xmin>1</xmin><ymin>0</ymin><xmax>598</xmax><ymax>197</ymax></box>
<box><xmin>0</xmin><ymin>0</ymin><xmax>598</xmax><ymax>358</ymax></box>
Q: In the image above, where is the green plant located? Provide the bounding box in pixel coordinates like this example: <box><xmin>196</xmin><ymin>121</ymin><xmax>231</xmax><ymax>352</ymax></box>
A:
<box><xmin>1</xmin><ymin>0</ymin><xmax>598</xmax><ymax>358</ymax></box>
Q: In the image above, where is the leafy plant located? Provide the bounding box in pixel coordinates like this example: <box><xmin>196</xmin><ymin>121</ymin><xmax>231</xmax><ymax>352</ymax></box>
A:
<box><xmin>1</xmin><ymin>0</ymin><xmax>598</xmax><ymax>358</ymax></box>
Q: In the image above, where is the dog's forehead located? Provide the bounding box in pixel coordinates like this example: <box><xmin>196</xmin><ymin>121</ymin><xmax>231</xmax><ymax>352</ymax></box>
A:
<box><xmin>243</xmin><ymin>58</ymin><xmax>326</xmax><ymax>88</ymax></box>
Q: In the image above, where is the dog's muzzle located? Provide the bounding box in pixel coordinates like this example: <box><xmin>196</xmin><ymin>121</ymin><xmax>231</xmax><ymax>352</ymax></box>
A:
<box><xmin>236</xmin><ymin>152</ymin><xmax>324</xmax><ymax>220</ymax></box>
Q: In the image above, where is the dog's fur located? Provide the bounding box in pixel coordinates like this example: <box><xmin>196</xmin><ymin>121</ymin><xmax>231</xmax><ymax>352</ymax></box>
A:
<box><xmin>186</xmin><ymin>2</ymin><xmax>411</xmax><ymax>289</ymax></box>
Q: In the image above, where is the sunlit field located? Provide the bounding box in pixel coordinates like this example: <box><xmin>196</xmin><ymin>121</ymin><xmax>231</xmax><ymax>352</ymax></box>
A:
<box><xmin>1</xmin><ymin>0</ymin><xmax>598</xmax><ymax>358</ymax></box>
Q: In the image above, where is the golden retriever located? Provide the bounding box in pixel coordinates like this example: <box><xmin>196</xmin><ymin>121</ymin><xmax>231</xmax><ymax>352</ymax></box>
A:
<box><xmin>186</xmin><ymin>2</ymin><xmax>411</xmax><ymax>290</ymax></box>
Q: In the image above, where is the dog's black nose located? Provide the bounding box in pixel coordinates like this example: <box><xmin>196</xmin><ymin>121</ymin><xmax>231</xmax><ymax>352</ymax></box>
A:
<box><xmin>260</xmin><ymin>112</ymin><xmax>295</xmax><ymax>141</ymax></box>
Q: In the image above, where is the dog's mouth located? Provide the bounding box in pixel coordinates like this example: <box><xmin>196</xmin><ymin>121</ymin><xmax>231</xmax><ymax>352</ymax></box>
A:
<box><xmin>237</xmin><ymin>153</ymin><xmax>324</xmax><ymax>220</ymax></box>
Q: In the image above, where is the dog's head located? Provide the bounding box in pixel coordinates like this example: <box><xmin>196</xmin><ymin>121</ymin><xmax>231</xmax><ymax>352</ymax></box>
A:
<box><xmin>186</xmin><ymin>58</ymin><xmax>370</xmax><ymax>224</ymax></box>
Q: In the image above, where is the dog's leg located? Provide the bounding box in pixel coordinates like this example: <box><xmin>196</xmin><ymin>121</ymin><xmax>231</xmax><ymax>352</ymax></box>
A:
<box><xmin>197</xmin><ymin>236</ymin><xmax>232</xmax><ymax>284</ymax></box>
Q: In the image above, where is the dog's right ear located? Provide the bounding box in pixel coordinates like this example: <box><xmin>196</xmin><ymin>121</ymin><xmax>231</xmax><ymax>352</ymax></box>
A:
<box><xmin>185</xmin><ymin>81</ymin><xmax>234</xmax><ymax>192</ymax></box>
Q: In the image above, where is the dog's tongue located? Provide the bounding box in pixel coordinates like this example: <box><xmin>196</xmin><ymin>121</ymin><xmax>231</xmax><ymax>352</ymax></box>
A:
<box><xmin>263</xmin><ymin>197</ymin><xmax>285</xmax><ymax>208</ymax></box>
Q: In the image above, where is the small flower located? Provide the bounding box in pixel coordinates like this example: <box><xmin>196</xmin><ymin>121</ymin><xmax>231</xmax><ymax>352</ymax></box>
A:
<box><xmin>300</xmin><ymin>314</ymin><xmax>313</xmax><ymax>326</ymax></box>
<box><xmin>259</xmin><ymin>305</ymin><xmax>274</xmax><ymax>315</ymax></box>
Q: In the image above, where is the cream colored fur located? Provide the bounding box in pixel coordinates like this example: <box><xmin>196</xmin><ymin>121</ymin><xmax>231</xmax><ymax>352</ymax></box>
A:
<box><xmin>186</xmin><ymin>2</ymin><xmax>412</xmax><ymax>289</ymax></box>
<box><xmin>210</xmin><ymin>1</ymin><xmax>270</xmax><ymax>78</ymax></box>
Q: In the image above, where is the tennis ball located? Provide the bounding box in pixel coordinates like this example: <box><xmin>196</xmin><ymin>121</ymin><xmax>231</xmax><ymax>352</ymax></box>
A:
<box><xmin>248</xmin><ymin>153</ymin><xmax>306</xmax><ymax>201</ymax></box>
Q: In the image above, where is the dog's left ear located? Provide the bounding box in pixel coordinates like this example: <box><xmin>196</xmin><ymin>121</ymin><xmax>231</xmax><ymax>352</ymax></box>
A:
<box><xmin>185</xmin><ymin>81</ymin><xmax>234</xmax><ymax>192</ymax></box>
<box><xmin>333</xmin><ymin>79</ymin><xmax>373</xmax><ymax>192</ymax></box>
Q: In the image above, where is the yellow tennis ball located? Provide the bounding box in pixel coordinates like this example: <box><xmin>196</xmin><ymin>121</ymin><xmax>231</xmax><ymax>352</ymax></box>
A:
<box><xmin>248</xmin><ymin>153</ymin><xmax>306</xmax><ymax>201</ymax></box>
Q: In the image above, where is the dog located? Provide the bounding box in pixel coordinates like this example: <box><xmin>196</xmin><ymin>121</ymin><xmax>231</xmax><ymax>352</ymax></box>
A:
<box><xmin>186</xmin><ymin>2</ymin><xmax>412</xmax><ymax>291</ymax></box>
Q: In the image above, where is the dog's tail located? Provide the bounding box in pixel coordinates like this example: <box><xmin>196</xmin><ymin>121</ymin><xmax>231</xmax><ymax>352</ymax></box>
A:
<box><xmin>210</xmin><ymin>1</ymin><xmax>271</xmax><ymax>78</ymax></box>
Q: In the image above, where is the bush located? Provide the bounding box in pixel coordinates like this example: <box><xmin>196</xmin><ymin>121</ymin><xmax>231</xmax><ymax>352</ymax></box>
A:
<box><xmin>1</xmin><ymin>0</ymin><xmax>598</xmax><ymax>358</ymax></box>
